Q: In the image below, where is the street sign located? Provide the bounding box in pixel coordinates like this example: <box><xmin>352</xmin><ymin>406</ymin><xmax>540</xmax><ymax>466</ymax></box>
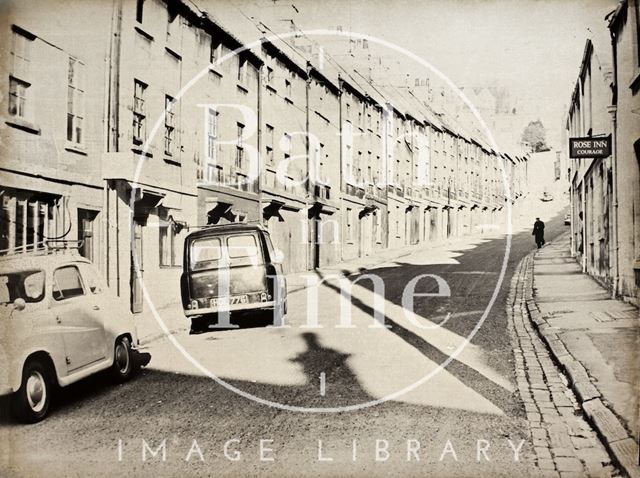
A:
<box><xmin>569</xmin><ymin>135</ymin><xmax>612</xmax><ymax>158</ymax></box>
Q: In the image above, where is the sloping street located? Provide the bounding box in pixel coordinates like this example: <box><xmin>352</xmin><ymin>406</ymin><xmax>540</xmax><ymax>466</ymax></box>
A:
<box><xmin>1</xmin><ymin>210</ymin><xmax>621</xmax><ymax>477</ymax></box>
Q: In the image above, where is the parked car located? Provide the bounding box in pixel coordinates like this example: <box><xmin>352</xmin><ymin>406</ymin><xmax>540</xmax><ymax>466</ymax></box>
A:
<box><xmin>564</xmin><ymin>214</ymin><xmax>571</xmax><ymax>225</ymax></box>
<box><xmin>181</xmin><ymin>224</ymin><xmax>287</xmax><ymax>332</ymax></box>
<box><xmin>0</xmin><ymin>250</ymin><xmax>140</xmax><ymax>422</ymax></box>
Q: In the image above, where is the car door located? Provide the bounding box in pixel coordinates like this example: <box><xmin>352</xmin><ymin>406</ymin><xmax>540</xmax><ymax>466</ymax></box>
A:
<box><xmin>51</xmin><ymin>264</ymin><xmax>106</xmax><ymax>372</ymax></box>
<box><xmin>77</xmin><ymin>262</ymin><xmax>112</xmax><ymax>347</ymax></box>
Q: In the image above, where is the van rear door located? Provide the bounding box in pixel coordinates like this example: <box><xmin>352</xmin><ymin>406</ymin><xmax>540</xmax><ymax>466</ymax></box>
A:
<box><xmin>187</xmin><ymin>233</ymin><xmax>269</xmax><ymax>309</ymax></box>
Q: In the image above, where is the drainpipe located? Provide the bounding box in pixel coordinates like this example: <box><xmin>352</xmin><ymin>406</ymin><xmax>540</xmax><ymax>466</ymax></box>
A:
<box><xmin>305</xmin><ymin>65</ymin><xmax>312</xmax><ymax>270</ymax></box>
<box><xmin>582</xmin><ymin>176</ymin><xmax>587</xmax><ymax>273</ymax></box>
<box><xmin>610</xmin><ymin>109</ymin><xmax>619</xmax><ymax>297</ymax></box>
<box><xmin>609</xmin><ymin>25</ymin><xmax>620</xmax><ymax>298</ymax></box>
<box><xmin>257</xmin><ymin>62</ymin><xmax>263</xmax><ymax>226</ymax></box>
<box><xmin>105</xmin><ymin>0</ymin><xmax>122</xmax><ymax>288</ymax></box>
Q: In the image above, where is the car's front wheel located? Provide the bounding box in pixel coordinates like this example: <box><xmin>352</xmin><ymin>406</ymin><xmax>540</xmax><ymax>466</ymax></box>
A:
<box><xmin>110</xmin><ymin>336</ymin><xmax>134</xmax><ymax>383</ymax></box>
<box><xmin>12</xmin><ymin>359</ymin><xmax>52</xmax><ymax>423</ymax></box>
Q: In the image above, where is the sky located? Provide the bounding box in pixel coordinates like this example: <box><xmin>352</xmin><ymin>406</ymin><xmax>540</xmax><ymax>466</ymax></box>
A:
<box><xmin>204</xmin><ymin>0</ymin><xmax>619</xmax><ymax>149</ymax></box>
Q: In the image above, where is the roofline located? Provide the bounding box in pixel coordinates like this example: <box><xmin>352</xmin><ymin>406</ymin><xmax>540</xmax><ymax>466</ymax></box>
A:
<box><xmin>309</xmin><ymin>66</ymin><xmax>341</xmax><ymax>96</ymax></box>
<box><xmin>261</xmin><ymin>38</ymin><xmax>308</xmax><ymax>79</ymax></box>
<box><xmin>339</xmin><ymin>75</ymin><xmax>368</xmax><ymax>102</ymax></box>
<box><xmin>197</xmin><ymin>11</ymin><xmax>263</xmax><ymax>67</ymax></box>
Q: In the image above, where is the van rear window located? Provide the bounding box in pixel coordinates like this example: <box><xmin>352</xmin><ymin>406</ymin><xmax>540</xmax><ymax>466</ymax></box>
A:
<box><xmin>191</xmin><ymin>237</ymin><xmax>222</xmax><ymax>270</ymax></box>
<box><xmin>227</xmin><ymin>234</ymin><xmax>258</xmax><ymax>258</ymax></box>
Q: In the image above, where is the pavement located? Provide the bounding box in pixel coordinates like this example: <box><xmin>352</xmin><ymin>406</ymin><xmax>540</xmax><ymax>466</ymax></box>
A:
<box><xmin>510</xmin><ymin>253</ymin><xmax>615</xmax><ymax>477</ymax></box>
<box><xmin>524</xmin><ymin>232</ymin><xmax>640</xmax><ymax>477</ymax></box>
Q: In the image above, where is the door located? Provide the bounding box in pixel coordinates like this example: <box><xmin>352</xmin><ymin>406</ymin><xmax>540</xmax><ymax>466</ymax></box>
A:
<box><xmin>312</xmin><ymin>216</ymin><xmax>320</xmax><ymax>270</ymax></box>
<box><xmin>130</xmin><ymin>221</ymin><xmax>143</xmax><ymax>313</ymax></box>
<box><xmin>51</xmin><ymin>265</ymin><xmax>106</xmax><ymax>372</ymax></box>
<box><xmin>187</xmin><ymin>233</ymin><xmax>269</xmax><ymax>308</ymax></box>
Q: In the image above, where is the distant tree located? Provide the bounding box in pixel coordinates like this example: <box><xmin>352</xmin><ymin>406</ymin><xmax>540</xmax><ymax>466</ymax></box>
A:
<box><xmin>521</xmin><ymin>120</ymin><xmax>550</xmax><ymax>152</ymax></box>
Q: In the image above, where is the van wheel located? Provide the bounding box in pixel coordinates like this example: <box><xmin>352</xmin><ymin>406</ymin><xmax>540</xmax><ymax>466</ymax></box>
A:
<box><xmin>111</xmin><ymin>336</ymin><xmax>133</xmax><ymax>383</ymax></box>
<box><xmin>190</xmin><ymin>316</ymin><xmax>208</xmax><ymax>334</ymax></box>
<box><xmin>12</xmin><ymin>359</ymin><xmax>52</xmax><ymax>423</ymax></box>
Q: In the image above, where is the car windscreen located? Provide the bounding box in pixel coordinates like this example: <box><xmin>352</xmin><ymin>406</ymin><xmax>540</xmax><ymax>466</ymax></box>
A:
<box><xmin>190</xmin><ymin>237</ymin><xmax>222</xmax><ymax>271</ymax></box>
<box><xmin>0</xmin><ymin>270</ymin><xmax>45</xmax><ymax>304</ymax></box>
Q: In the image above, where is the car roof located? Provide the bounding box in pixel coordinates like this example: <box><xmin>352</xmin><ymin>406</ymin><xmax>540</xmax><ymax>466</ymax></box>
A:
<box><xmin>186</xmin><ymin>223</ymin><xmax>267</xmax><ymax>241</ymax></box>
<box><xmin>0</xmin><ymin>252</ymin><xmax>91</xmax><ymax>274</ymax></box>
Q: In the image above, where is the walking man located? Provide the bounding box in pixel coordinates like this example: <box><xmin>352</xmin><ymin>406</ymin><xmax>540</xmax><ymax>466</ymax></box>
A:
<box><xmin>532</xmin><ymin>217</ymin><xmax>545</xmax><ymax>248</ymax></box>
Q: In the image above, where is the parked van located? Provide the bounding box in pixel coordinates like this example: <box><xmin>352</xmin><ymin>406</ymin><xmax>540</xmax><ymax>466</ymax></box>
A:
<box><xmin>180</xmin><ymin>224</ymin><xmax>287</xmax><ymax>331</ymax></box>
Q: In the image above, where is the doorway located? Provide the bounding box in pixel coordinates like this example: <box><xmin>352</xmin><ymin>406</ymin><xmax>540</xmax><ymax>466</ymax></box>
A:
<box><xmin>130</xmin><ymin>221</ymin><xmax>144</xmax><ymax>313</ymax></box>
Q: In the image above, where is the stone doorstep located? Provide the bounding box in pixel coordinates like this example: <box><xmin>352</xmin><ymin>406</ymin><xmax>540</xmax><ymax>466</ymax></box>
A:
<box><xmin>526</xmin><ymin>252</ymin><xmax>640</xmax><ymax>478</ymax></box>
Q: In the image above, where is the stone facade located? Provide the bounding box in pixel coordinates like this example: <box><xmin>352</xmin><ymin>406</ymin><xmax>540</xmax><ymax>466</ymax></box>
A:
<box><xmin>0</xmin><ymin>0</ymin><xmax>530</xmax><ymax>314</ymax></box>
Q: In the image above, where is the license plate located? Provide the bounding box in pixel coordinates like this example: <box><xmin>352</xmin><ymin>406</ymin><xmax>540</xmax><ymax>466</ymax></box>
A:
<box><xmin>210</xmin><ymin>295</ymin><xmax>249</xmax><ymax>307</ymax></box>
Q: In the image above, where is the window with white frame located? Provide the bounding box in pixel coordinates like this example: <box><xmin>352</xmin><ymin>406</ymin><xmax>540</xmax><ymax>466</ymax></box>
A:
<box><xmin>237</xmin><ymin>57</ymin><xmax>247</xmax><ymax>84</ymax></box>
<box><xmin>318</xmin><ymin>142</ymin><xmax>325</xmax><ymax>183</ymax></box>
<box><xmin>133</xmin><ymin>79</ymin><xmax>147</xmax><ymax>145</ymax></box>
<box><xmin>9</xmin><ymin>28</ymin><xmax>33</xmax><ymax>120</ymax></box>
<box><xmin>236</xmin><ymin>122</ymin><xmax>245</xmax><ymax>171</ymax></box>
<box><xmin>159</xmin><ymin>220</ymin><xmax>181</xmax><ymax>267</ymax></box>
<box><xmin>67</xmin><ymin>57</ymin><xmax>84</xmax><ymax>144</ymax></box>
<box><xmin>265</xmin><ymin>124</ymin><xmax>274</xmax><ymax>165</ymax></box>
<box><xmin>282</xmin><ymin>132</ymin><xmax>292</xmax><ymax>159</ymax></box>
<box><xmin>164</xmin><ymin>95</ymin><xmax>175</xmax><ymax>156</ymax></box>
<box><xmin>346</xmin><ymin>208</ymin><xmax>354</xmax><ymax>242</ymax></box>
<box><xmin>210</xmin><ymin>38</ymin><xmax>221</xmax><ymax>66</ymax></box>
<box><xmin>345</xmin><ymin>144</ymin><xmax>353</xmax><ymax>183</ymax></box>
<box><xmin>206</xmin><ymin>107</ymin><xmax>218</xmax><ymax>162</ymax></box>
<box><xmin>284</xmin><ymin>78</ymin><xmax>292</xmax><ymax>98</ymax></box>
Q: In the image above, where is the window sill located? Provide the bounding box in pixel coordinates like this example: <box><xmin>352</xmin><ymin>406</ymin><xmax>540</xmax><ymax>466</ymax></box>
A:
<box><xmin>237</xmin><ymin>83</ymin><xmax>249</xmax><ymax>94</ymax></box>
<box><xmin>5</xmin><ymin>117</ymin><xmax>40</xmax><ymax>135</ymax></box>
<box><xmin>65</xmin><ymin>142</ymin><xmax>87</xmax><ymax>155</ymax></box>
<box><xmin>164</xmin><ymin>156</ymin><xmax>181</xmax><ymax>166</ymax></box>
<box><xmin>266</xmin><ymin>84</ymin><xmax>277</xmax><ymax>94</ymax></box>
<box><xmin>134</xmin><ymin>25</ymin><xmax>154</xmax><ymax>42</ymax></box>
<box><xmin>132</xmin><ymin>147</ymin><xmax>153</xmax><ymax>158</ymax></box>
<box><xmin>159</xmin><ymin>264</ymin><xmax>182</xmax><ymax>269</ymax></box>
<box><xmin>165</xmin><ymin>46</ymin><xmax>182</xmax><ymax>61</ymax></box>
<box><xmin>208</xmin><ymin>66</ymin><xmax>223</xmax><ymax>78</ymax></box>
<box><xmin>285</xmin><ymin>97</ymin><xmax>293</xmax><ymax>105</ymax></box>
